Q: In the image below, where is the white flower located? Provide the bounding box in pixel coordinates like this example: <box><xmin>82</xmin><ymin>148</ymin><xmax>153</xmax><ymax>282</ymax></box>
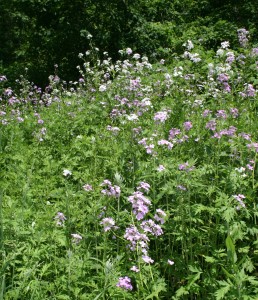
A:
<box><xmin>126</xmin><ymin>48</ymin><xmax>133</xmax><ymax>55</ymax></box>
<box><xmin>141</xmin><ymin>98</ymin><xmax>152</xmax><ymax>106</ymax></box>
<box><xmin>157</xmin><ymin>165</ymin><xmax>165</xmax><ymax>172</ymax></box>
<box><xmin>63</xmin><ymin>169</ymin><xmax>72</xmax><ymax>176</ymax></box>
<box><xmin>221</xmin><ymin>41</ymin><xmax>230</xmax><ymax>49</ymax></box>
<box><xmin>130</xmin><ymin>265</ymin><xmax>139</xmax><ymax>272</ymax></box>
<box><xmin>183</xmin><ymin>40</ymin><xmax>194</xmax><ymax>50</ymax></box>
<box><xmin>71</xmin><ymin>233</ymin><xmax>82</xmax><ymax>244</ymax></box>
<box><xmin>127</xmin><ymin>114</ymin><xmax>139</xmax><ymax>121</ymax></box>
<box><xmin>235</xmin><ymin>167</ymin><xmax>246</xmax><ymax>173</ymax></box>
<box><xmin>164</xmin><ymin>73</ymin><xmax>171</xmax><ymax>80</ymax></box>
<box><xmin>133</xmin><ymin>53</ymin><xmax>141</xmax><ymax>60</ymax></box>
<box><xmin>142</xmin><ymin>255</ymin><xmax>154</xmax><ymax>264</ymax></box>
<box><xmin>216</xmin><ymin>49</ymin><xmax>224</xmax><ymax>56</ymax></box>
<box><xmin>168</xmin><ymin>259</ymin><xmax>175</xmax><ymax>265</ymax></box>
<box><xmin>99</xmin><ymin>84</ymin><xmax>107</xmax><ymax>92</ymax></box>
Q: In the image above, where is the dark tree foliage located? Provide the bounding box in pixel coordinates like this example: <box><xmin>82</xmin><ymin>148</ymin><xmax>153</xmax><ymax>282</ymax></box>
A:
<box><xmin>0</xmin><ymin>0</ymin><xmax>257</xmax><ymax>87</ymax></box>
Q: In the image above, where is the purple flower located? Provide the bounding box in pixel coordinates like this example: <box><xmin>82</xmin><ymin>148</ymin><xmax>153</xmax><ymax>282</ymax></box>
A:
<box><xmin>154</xmin><ymin>110</ymin><xmax>169</xmax><ymax>124</ymax></box>
<box><xmin>138</xmin><ymin>138</ymin><xmax>147</xmax><ymax>146</ymax></box>
<box><xmin>124</xmin><ymin>225</ymin><xmax>149</xmax><ymax>252</ymax></box>
<box><xmin>246</xmin><ymin>84</ymin><xmax>256</xmax><ymax>97</ymax></box>
<box><xmin>183</xmin><ymin>121</ymin><xmax>193</xmax><ymax>131</ymax></box>
<box><xmin>41</xmin><ymin>128</ymin><xmax>47</xmax><ymax>135</ymax></box>
<box><xmin>226</xmin><ymin>52</ymin><xmax>235</xmax><ymax>64</ymax></box>
<box><xmin>179</xmin><ymin>162</ymin><xmax>195</xmax><ymax>172</ymax></box>
<box><xmin>145</xmin><ymin>144</ymin><xmax>155</xmax><ymax>154</ymax></box>
<box><xmin>216</xmin><ymin>110</ymin><xmax>227</xmax><ymax>119</ymax></box>
<box><xmin>217</xmin><ymin>73</ymin><xmax>229</xmax><ymax>83</ymax></box>
<box><xmin>251</xmin><ymin>48</ymin><xmax>258</xmax><ymax>56</ymax></box>
<box><xmin>247</xmin><ymin>142</ymin><xmax>258</xmax><ymax>152</ymax></box>
<box><xmin>239</xmin><ymin>132</ymin><xmax>251</xmax><ymax>140</ymax></box>
<box><xmin>128</xmin><ymin>191</ymin><xmax>151</xmax><ymax>220</ymax></box>
<box><xmin>233</xmin><ymin>194</ymin><xmax>246</xmax><ymax>209</ymax></box>
<box><xmin>116</xmin><ymin>276</ymin><xmax>133</xmax><ymax>290</ymax></box>
<box><xmin>202</xmin><ymin>109</ymin><xmax>212</xmax><ymax>117</ymax></box>
<box><xmin>17</xmin><ymin>117</ymin><xmax>24</xmax><ymax>123</ymax></box>
<box><xmin>223</xmin><ymin>82</ymin><xmax>231</xmax><ymax>92</ymax></box>
<box><xmin>101</xmin><ymin>180</ymin><xmax>121</xmax><ymax>198</ymax></box>
<box><xmin>137</xmin><ymin>181</ymin><xmax>150</xmax><ymax>192</ymax></box>
<box><xmin>205</xmin><ymin>120</ymin><xmax>217</xmax><ymax>131</ymax></box>
<box><xmin>230</xmin><ymin>108</ymin><xmax>239</xmax><ymax>118</ymax></box>
<box><xmin>158</xmin><ymin>139</ymin><xmax>173</xmax><ymax>150</ymax></box>
<box><xmin>141</xmin><ymin>219</ymin><xmax>163</xmax><ymax>236</ymax></box>
<box><xmin>169</xmin><ymin>128</ymin><xmax>181</xmax><ymax>140</ymax></box>
<box><xmin>226</xmin><ymin>126</ymin><xmax>237</xmax><ymax>136</ymax></box>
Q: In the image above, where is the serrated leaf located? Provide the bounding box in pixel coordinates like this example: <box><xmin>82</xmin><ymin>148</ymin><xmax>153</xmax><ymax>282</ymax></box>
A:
<box><xmin>215</xmin><ymin>282</ymin><xmax>231</xmax><ymax>300</ymax></box>
<box><xmin>189</xmin><ymin>265</ymin><xmax>202</xmax><ymax>273</ymax></box>
<box><xmin>145</xmin><ymin>278</ymin><xmax>167</xmax><ymax>299</ymax></box>
<box><xmin>175</xmin><ymin>286</ymin><xmax>189</xmax><ymax>298</ymax></box>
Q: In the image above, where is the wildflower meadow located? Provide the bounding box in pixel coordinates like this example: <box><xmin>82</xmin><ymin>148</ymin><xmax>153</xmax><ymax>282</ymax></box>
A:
<box><xmin>0</xmin><ymin>30</ymin><xmax>258</xmax><ymax>299</ymax></box>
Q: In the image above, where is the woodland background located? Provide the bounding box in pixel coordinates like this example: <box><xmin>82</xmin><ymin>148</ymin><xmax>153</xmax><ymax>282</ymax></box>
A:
<box><xmin>1</xmin><ymin>0</ymin><xmax>258</xmax><ymax>87</ymax></box>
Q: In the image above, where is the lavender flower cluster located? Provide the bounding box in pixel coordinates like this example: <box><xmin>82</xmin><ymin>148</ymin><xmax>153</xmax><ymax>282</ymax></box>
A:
<box><xmin>101</xmin><ymin>180</ymin><xmax>121</xmax><ymax>198</ymax></box>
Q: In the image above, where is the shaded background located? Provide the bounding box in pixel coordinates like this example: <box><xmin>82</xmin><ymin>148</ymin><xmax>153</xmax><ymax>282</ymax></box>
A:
<box><xmin>0</xmin><ymin>0</ymin><xmax>258</xmax><ymax>87</ymax></box>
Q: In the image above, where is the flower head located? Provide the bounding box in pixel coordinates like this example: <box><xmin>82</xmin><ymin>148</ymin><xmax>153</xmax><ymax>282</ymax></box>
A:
<box><xmin>71</xmin><ymin>233</ymin><xmax>82</xmax><ymax>244</ymax></box>
<box><xmin>54</xmin><ymin>212</ymin><xmax>66</xmax><ymax>226</ymax></box>
<box><xmin>116</xmin><ymin>276</ymin><xmax>133</xmax><ymax>290</ymax></box>
<box><xmin>82</xmin><ymin>184</ymin><xmax>93</xmax><ymax>191</ymax></box>
<box><xmin>157</xmin><ymin>165</ymin><xmax>165</xmax><ymax>172</ymax></box>
<box><xmin>100</xmin><ymin>217</ymin><xmax>116</xmax><ymax>232</ymax></box>
<box><xmin>142</xmin><ymin>255</ymin><xmax>154</xmax><ymax>264</ymax></box>
<box><xmin>130</xmin><ymin>265</ymin><xmax>139</xmax><ymax>272</ymax></box>
<box><xmin>63</xmin><ymin>169</ymin><xmax>72</xmax><ymax>176</ymax></box>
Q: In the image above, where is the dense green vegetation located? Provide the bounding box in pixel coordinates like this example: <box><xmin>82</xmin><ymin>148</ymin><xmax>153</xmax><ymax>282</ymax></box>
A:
<box><xmin>1</xmin><ymin>0</ymin><xmax>258</xmax><ymax>86</ymax></box>
<box><xmin>0</xmin><ymin>29</ymin><xmax>258</xmax><ymax>298</ymax></box>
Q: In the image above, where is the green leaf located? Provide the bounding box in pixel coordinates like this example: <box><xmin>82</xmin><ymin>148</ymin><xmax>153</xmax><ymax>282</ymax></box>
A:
<box><xmin>226</xmin><ymin>235</ymin><xmax>237</xmax><ymax>263</ymax></box>
<box><xmin>203</xmin><ymin>255</ymin><xmax>216</xmax><ymax>263</ymax></box>
<box><xmin>215</xmin><ymin>281</ymin><xmax>231</xmax><ymax>300</ymax></box>
<box><xmin>145</xmin><ymin>278</ymin><xmax>166</xmax><ymax>299</ymax></box>
<box><xmin>175</xmin><ymin>286</ymin><xmax>189</xmax><ymax>298</ymax></box>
